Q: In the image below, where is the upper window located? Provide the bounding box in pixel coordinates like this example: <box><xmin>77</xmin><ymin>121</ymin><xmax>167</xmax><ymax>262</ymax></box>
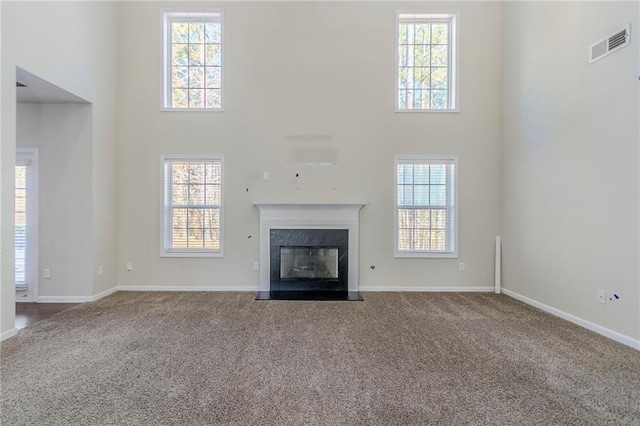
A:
<box><xmin>162</xmin><ymin>157</ymin><xmax>223</xmax><ymax>257</ymax></box>
<box><xmin>395</xmin><ymin>156</ymin><xmax>457</xmax><ymax>257</ymax></box>
<box><xmin>396</xmin><ymin>12</ymin><xmax>457</xmax><ymax>111</ymax></box>
<box><xmin>162</xmin><ymin>11</ymin><xmax>223</xmax><ymax>110</ymax></box>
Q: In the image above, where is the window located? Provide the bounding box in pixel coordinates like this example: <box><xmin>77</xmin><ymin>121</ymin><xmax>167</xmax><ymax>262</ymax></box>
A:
<box><xmin>396</xmin><ymin>11</ymin><xmax>457</xmax><ymax>111</ymax></box>
<box><xmin>162</xmin><ymin>157</ymin><xmax>223</xmax><ymax>257</ymax></box>
<box><xmin>395</xmin><ymin>156</ymin><xmax>457</xmax><ymax>257</ymax></box>
<box><xmin>15</xmin><ymin>149</ymin><xmax>38</xmax><ymax>293</ymax></box>
<box><xmin>15</xmin><ymin>163</ymin><xmax>28</xmax><ymax>288</ymax></box>
<box><xmin>163</xmin><ymin>10</ymin><xmax>223</xmax><ymax>110</ymax></box>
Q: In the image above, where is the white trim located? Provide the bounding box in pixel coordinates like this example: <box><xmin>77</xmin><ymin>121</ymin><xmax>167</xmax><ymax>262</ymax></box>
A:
<box><xmin>118</xmin><ymin>285</ymin><xmax>259</xmax><ymax>292</ymax></box>
<box><xmin>494</xmin><ymin>236</ymin><xmax>501</xmax><ymax>294</ymax></box>
<box><xmin>502</xmin><ymin>288</ymin><xmax>640</xmax><ymax>351</ymax></box>
<box><xmin>1</xmin><ymin>328</ymin><xmax>18</xmax><ymax>342</ymax></box>
<box><xmin>160</xmin><ymin>155</ymin><xmax>224</xmax><ymax>257</ymax></box>
<box><xmin>92</xmin><ymin>287</ymin><xmax>118</xmax><ymax>301</ymax></box>
<box><xmin>161</xmin><ymin>108</ymin><xmax>225</xmax><ymax>113</ymax></box>
<box><xmin>396</xmin><ymin>109</ymin><xmax>460</xmax><ymax>114</ymax></box>
<box><xmin>37</xmin><ymin>296</ymin><xmax>93</xmax><ymax>303</ymax></box>
<box><xmin>161</xmin><ymin>251</ymin><xmax>224</xmax><ymax>258</ymax></box>
<box><xmin>360</xmin><ymin>286</ymin><xmax>494</xmax><ymax>292</ymax></box>
<box><xmin>395</xmin><ymin>252</ymin><xmax>458</xmax><ymax>259</ymax></box>
<box><xmin>23</xmin><ymin>288</ymin><xmax>116</xmax><ymax>304</ymax></box>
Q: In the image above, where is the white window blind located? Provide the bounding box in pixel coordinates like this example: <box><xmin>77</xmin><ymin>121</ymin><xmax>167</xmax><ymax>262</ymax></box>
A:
<box><xmin>15</xmin><ymin>163</ymin><xmax>27</xmax><ymax>288</ymax></box>
<box><xmin>163</xmin><ymin>10</ymin><xmax>223</xmax><ymax>110</ymax></box>
<box><xmin>397</xmin><ymin>12</ymin><xmax>457</xmax><ymax>111</ymax></box>
<box><xmin>162</xmin><ymin>157</ymin><xmax>223</xmax><ymax>257</ymax></box>
<box><xmin>395</xmin><ymin>156</ymin><xmax>457</xmax><ymax>257</ymax></box>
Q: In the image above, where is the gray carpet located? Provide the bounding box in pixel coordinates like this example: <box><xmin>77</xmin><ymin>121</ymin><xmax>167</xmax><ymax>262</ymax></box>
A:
<box><xmin>1</xmin><ymin>292</ymin><xmax>639</xmax><ymax>425</ymax></box>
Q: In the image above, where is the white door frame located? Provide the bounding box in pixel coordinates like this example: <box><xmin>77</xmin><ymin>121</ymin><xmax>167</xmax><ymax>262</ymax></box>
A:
<box><xmin>15</xmin><ymin>148</ymin><xmax>39</xmax><ymax>302</ymax></box>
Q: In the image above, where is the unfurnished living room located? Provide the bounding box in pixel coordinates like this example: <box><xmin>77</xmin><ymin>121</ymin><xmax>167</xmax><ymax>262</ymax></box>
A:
<box><xmin>1</xmin><ymin>1</ymin><xmax>639</xmax><ymax>424</ymax></box>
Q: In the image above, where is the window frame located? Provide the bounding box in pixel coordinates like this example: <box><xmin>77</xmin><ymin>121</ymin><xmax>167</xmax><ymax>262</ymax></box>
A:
<box><xmin>394</xmin><ymin>155</ymin><xmax>458</xmax><ymax>258</ymax></box>
<box><xmin>160</xmin><ymin>155</ymin><xmax>224</xmax><ymax>258</ymax></box>
<box><xmin>161</xmin><ymin>9</ymin><xmax>224</xmax><ymax>112</ymax></box>
<box><xmin>395</xmin><ymin>10</ymin><xmax>459</xmax><ymax>113</ymax></box>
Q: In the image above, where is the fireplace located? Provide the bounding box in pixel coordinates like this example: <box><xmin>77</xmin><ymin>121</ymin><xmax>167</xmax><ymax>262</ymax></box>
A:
<box><xmin>280</xmin><ymin>247</ymin><xmax>338</xmax><ymax>280</ymax></box>
<box><xmin>253</xmin><ymin>203</ymin><xmax>365</xmax><ymax>300</ymax></box>
<box><xmin>270</xmin><ymin>229</ymin><xmax>348</xmax><ymax>293</ymax></box>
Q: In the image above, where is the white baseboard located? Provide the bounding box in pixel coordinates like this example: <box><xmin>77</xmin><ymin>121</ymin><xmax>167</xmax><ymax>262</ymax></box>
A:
<box><xmin>28</xmin><ymin>288</ymin><xmax>117</xmax><ymax>304</ymax></box>
<box><xmin>359</xmin><ymin>286</ymin><xmax>495</xmax><ymax>292</ymax></box>
<box><xmin>117</xmin><ymin>285</ymin><xmax>260</xmax><ymax>292</ymax></box>
<box><xmin>0</xmin><ymin>328</ymin><xmax>17</xmax><ymax>342</ymax></box>
<box><xmin>91</xmin><ymin>287</ymin><xmax>118</xmax><ymax>301</ymax></box>
<box><xmin>36</xmin><ymin>296</ymin><xmax>93</xmax><ymax>303</ymax></box>
<box><xmin>502</xmin><ymin>288</ymin><xmax>640</xmax><ymax>351</ymax></box>
<box><xmin>16</xmin><ymin>298</ymin><xmax>35</xmax><ymax>303</ymax></box>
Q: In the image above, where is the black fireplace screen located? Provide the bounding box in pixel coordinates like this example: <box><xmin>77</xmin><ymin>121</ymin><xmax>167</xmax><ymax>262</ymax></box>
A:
<box><xmin>270</xmin><ymin>229</ymin><xmax>348</xmax><ymax>292</ymax></box>
<box><xmin>280</xmin><ymin>247</ymin><xmax>339</xmax><ymax>280</ymax></box>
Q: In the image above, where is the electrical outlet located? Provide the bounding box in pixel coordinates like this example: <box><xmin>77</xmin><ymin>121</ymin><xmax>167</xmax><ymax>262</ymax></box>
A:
<box><xmin>263</xmin><ymin>172</ymin><xmax>269</xmax><ymax>181</ymax></box>
<box><xmin>597</xmin><ymin>289</ymin><xmax>606</xmax><ymax>304</ymax></box>
<box><xmin>253</xmin><ymin>262</ymin><xmax>260</xmax><ymax>271</ymax></box>
<box><xmin>126</xmin><ymin>261</ymin><xmax>133</xmax><ymax>271</ymax></box>
<box><xmin>43</xmin><ymin>268</ymin><xmax>51</xmax><ymax>279</ymax></box>
<box><xmin>98</xmin><ymin>265</ymin><xmax>104</xmax><ymax>276</ymax></box>
<box><xmin>459</xmin><ymin>262</ymin><xmax>466</xmax><ymax>272</ymax></box>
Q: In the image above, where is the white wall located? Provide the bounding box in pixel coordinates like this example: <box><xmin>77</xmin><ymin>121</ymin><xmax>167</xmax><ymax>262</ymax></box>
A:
<box><xmin>17</xmin><ymin>103</ymin><xmax>93</xmax><ymax>298</ymax></box>
<box><xmin>1</xmin><ymin>1</ymin><xmax>118</xmax><ymax>335</ymax></box>
<box><xmin>502</xmin><ymin>1</ymin><xmax>640</xmax><ymax>341</ymax></box>
<box><xmin>117</xmin><ymin>1</ymin><xmax>503</xmax><ymax>290</ymax></box>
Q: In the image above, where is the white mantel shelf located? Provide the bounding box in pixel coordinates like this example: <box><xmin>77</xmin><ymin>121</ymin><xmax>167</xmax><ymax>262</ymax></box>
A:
<box><xmin>253</xmin><ymin>202</ymin><xmax>367</xmax><ymax>207</ymax></box>
<box><xmin>253</xmin><ymin>202</ymin><xmax>366</xmax><ymax>292</ymax></box>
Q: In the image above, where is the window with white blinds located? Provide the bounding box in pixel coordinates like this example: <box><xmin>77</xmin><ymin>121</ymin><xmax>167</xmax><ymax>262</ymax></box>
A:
<box><xmin>395</xmin><ymin>156</ymin><xmax>457</xmax><ymax>257</ymax></box>
<box><xmin>162</xmin><ymin>157</ymin><xmax>223</xmax><ymax>257</ymax></box>
<box><xmin>396</xmin><ymin>11</ymin><xmax>457</xmax><ymax>111</ymax></box>
<box><xmin>163</xmin><ymin>10</ymin><xmax>223</xmax><ymax>110</ymax></box>
<box><xmin>15</xmin><ymin>164</ymin><xmax>28</xmax><ymax>288</ymax></box>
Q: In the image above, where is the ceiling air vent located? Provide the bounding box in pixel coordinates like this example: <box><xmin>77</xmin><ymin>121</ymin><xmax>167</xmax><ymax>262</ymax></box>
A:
<box><xmin>589</xmin><ymin>24</ymin><xmax>630</xmax><ymax>64</ymax></box>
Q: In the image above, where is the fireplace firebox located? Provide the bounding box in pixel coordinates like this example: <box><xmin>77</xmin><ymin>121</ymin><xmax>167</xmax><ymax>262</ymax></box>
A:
<box><xmin>280</xmin><ymin>247</ymin><xmax>339</xmax><ymax>280</ymax></box>
<box><xmin>270</xmin><ymin>229</ymin><xmax>348</xmax><ymax>294</ymax></box>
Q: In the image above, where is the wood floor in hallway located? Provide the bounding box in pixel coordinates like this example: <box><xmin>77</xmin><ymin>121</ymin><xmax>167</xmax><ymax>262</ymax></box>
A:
<box><xmin>15</xmin><ymin>303</ymin><xmax>80</xmax><ymax>330</ymax></box>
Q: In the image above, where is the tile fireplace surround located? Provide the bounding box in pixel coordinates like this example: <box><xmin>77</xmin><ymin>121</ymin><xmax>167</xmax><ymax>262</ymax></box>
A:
<box><xmin>253</xmin><ymin>203</ymin><xmax>366</xmax><ymax>293</ymax></box>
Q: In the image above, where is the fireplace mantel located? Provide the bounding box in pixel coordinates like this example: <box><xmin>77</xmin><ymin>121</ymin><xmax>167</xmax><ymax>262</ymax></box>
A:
<box><xmin>253</xmin><ymin>202</ymin><xmax>366</xmax><ymax>292</ymax></box>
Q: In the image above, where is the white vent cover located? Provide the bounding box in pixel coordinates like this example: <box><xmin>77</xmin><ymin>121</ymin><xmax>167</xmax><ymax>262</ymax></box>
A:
<box><xmin>589</xmin><ymin>24</ymin><xmax>631</xmax><ymax>64</ymax></box>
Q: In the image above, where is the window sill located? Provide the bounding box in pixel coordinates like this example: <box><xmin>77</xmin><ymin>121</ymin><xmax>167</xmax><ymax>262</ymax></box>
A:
<box><xmin>395</xmin><ymin>251</ymin><xmax>458</xmax><ymax>259</ymax></box>
<box><xmin>161</xmin><ymin>251</ymin><xmax>223</xmax><ymax>258</ymax></box>
<box><xmin>160</xmin><ymin>108</ymin><xmax>225</xmax><ymax>113</ymax></box>
<box><xmin>395</xmin><ymin>108</ymin><xmax>459</xmax><ymax>114</ymax></box>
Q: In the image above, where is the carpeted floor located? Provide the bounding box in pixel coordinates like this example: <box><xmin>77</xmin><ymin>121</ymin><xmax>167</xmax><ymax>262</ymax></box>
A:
<box><xmin>1</xmin><ymin>292</ymin><xmax>639</xmax><ymax>425</ymax></box>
